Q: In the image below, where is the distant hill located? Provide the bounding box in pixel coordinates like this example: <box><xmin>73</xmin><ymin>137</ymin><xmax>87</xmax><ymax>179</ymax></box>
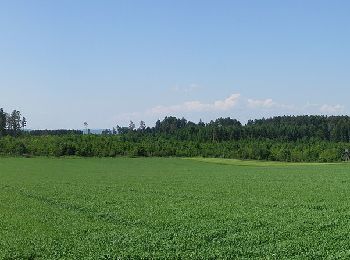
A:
<box><xmin>86</xmin><ymin>129</ymin><xmax>104</xmax><ymax>135</ymax></box>
<box><xmin>25</xmin><ymin>129</ymin><xmax>105</xmax><ymax>135</ymax></box>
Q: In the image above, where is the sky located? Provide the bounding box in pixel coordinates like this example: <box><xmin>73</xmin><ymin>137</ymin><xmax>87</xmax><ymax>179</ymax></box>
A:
<box><xmin>1</xmin><ymin>0</ymin><xmax>349</xmax><ymax>129</ymax></box>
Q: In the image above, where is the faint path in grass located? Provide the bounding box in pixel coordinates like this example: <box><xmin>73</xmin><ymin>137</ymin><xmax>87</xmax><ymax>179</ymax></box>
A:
<box><xmin>185</xmin><ymin>157</ymin><xmax>347</xmax><ymax>167</ymax></box>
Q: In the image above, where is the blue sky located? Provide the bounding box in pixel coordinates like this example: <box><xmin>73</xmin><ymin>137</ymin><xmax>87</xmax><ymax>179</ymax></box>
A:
<box><xmin>1</xmin><ymin>0</ymin><xmax>349</xmax><ymax>129</ymax></box>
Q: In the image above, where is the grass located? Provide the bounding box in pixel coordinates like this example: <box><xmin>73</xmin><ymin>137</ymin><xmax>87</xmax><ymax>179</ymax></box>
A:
<box><xmin>186</xmin><ymin>157</ymin><xmax>343</xmax><ymax>167</ymax></box>
<box><xmin>1</xmin><ymin>157</ymin><xmax>350</xmax><ymax>259</ymax></box>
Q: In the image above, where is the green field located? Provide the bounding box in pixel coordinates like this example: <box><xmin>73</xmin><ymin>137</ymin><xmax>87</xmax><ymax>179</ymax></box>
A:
<box><xmin>1</xmin><ymin>157</ymin><xmax>350</xmax><ymax>259</ymax></box>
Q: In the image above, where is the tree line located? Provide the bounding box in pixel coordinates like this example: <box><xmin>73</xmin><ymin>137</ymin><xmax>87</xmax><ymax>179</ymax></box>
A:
<box><xmin>0</xmin><ymin>108</ymin><xmax>26</xmax><ymax>137</ymax></box>
<box><xmin>0</xmin><ymin>108</ymin><xmax>350</xmax><ymax>162</ymax></box>
<box><xmin>0</xmin><ymin>135</ymin><xmax>347</xmax><ymax>162</ymax></box>
<box><xmin>106</xmin><ymin>115</ymin><xmax>350</xmax><ymax>143</ymax></box>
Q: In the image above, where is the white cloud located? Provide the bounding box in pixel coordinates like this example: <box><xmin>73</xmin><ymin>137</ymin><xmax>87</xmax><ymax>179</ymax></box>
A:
<box><xmin>149</xmin><ymin>93</ymin><xmax>241</xmax><ymax>115</ymax></box>
<box><xmin>247</xmin><ymin>98</ymin><xmax>275</xmax><ymax>109</ymax></box>
<box><xmin>304</xmin><ymin>102</ymin><xmax>345</xmax><ymax>114</ymax></box>
<box><xmin>114</xmin><ymin>93</ymin><xmax>346</xmax><ymax>126</ymax></box>
<box><xmin>247</xmin><ymin>98</ymin><xmax>297</xmax><ymax>111</ymax></box>
<box><xmin>320</xmin><ymin>104</ymin><xmax>344</xmax><ymax>114</ymax></box>
<box><xmin>214</xmin><ymin>94</ymin><xmax>241</xmax><ymax>110</ymax></box>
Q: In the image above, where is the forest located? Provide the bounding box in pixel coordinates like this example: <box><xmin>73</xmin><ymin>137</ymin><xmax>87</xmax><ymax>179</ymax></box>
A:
<box><xmin>1</xmin><ymin>108</ymin><xmax>350</xmax><ymax>162</ymax></box>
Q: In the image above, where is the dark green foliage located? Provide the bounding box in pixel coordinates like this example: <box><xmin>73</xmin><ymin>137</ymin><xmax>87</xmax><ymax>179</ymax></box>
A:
<box><xmin>0</xmin><ymin>108</ymin><xmax>26</xmax><ymax>137</ymax></box>
<box><xmin>1</xmin><ymin>113</ymin><xmax>350</xmax><ymax>162</ymax></box>
<box><xmin>0</xmin><ymin>108</ymin><xmax>6</xmax><ymax>137</ymax></box>
<box><xmin>149</xmin><ymin>115</ymin><xmax>350</xmax><ymax>142</ymax></box>
<box><xmin>0</xmin><ymin>134</ymin><xmax>348</xmax><ymax>162</ymax></box>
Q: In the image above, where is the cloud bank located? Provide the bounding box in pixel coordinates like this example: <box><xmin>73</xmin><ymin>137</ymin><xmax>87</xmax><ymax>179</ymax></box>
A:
<box><xmin>149</xmin><ymin>94</ymin><xmax>241</xmax><ymax>115</ymax></box>
<box><xmin>115</xmin><ymin>93</ymin><xmax>346</xmax><ymax>125</ymax></box>
<box><xmin>247</xmin><ymin>98</ymin><xmax>275</xmax><ymax>109</ymax></box>
<box><xmin>319</xmin><ymin>104</ymin><xmax>344</xmax><ymax>114</ymax></box>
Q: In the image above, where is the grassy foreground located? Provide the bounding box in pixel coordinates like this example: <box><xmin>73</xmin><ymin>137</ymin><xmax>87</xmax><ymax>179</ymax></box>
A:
<box><xmin>1</xmin><ymin>157</ymin><xmax>350</xmax><ymax>259</ymax></box>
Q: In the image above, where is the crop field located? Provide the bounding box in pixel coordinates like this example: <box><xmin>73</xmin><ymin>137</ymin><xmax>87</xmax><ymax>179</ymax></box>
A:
<box><xmin>1</xmin><ymin>157</ymin><xmax>350</xmax><ymax>259</ymax></box>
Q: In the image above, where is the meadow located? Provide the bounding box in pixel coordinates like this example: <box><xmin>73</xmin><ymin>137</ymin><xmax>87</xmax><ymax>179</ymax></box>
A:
<box><xmin>1</xmin><ymin>157</ymin><xmax>350</xmax><ymax>259</ymax></box>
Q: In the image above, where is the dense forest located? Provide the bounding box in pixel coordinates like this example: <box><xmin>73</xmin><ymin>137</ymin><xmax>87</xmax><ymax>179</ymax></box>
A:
<box><xmin>1</xmin><ymin>108</ymin><xmax>350</xmax><ymax>162</ymax></box>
